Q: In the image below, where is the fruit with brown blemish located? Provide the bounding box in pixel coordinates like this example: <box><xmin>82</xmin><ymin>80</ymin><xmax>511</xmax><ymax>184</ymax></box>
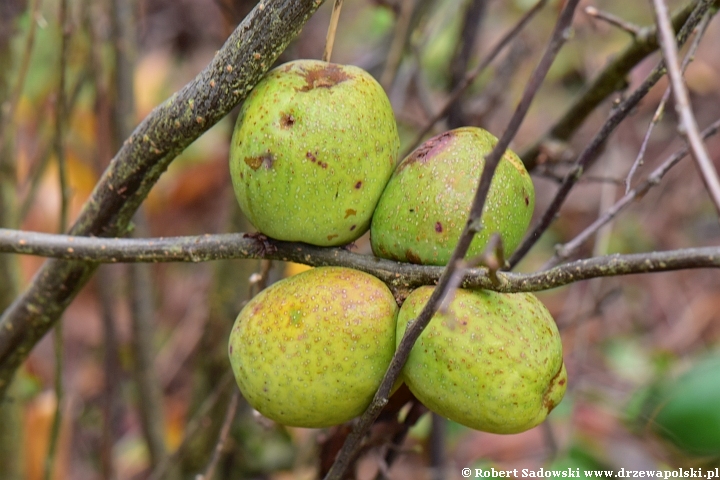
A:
<box><xmin>396</xmin><ymin>286</ymin><xmax>566</xmax><ymax>434</ymax></box>
<box><xmin>229</xmin><ymin>59</ymin><xmax>399</xmax><ymax>246</ymax></box>
<box><xmin>228</xmin><ymin>267</ymin><xmax>399</xmax><ymax>428</ymax></box>
<box><xmin>370</xmin><ymin>127</ymin><xmax>534</xmax><ymax>265</ymax></box>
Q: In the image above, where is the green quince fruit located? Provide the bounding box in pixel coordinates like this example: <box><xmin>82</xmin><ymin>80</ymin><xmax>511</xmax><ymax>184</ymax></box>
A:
<box><xmin>228</xmin><ymin>267</ymin><xmax>398</xmax><ymax>428</ymax></box>
<box><xmin>397</xmin><ymin>286</ymin><xmax>566</xmax><ymax>434</ymax></box>
<box><xmin>371</xmin><ymin>126</ymin><xmax>534</xmax><ymax>265</ymax></box>
<box><xmin>229</xmin><ymin>59</ymin><xmax>399</xmax><ymax>246</ymax></box>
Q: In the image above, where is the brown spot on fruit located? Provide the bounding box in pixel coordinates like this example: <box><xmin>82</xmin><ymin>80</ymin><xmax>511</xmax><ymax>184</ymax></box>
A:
<box><xmin>244</xmin><ymin>152</ymin><xmax>275</xmax><ymax>171</ymax></box>
<box><xmin>344</xmin><ymin>209</ymin><xmax>357</xmax><ymax>219</ymax></box>
<box><xmin>435</xmin><ymin>222</ymin><xmax>443</xmax><ymax>233</ymax></box>
<box><xmin>297</xmin><ymin>64</ymin><xmax>352</xmax><ymax>92</ymax></box>
<box><xmin>244</xmin><ymin>156</ymin><xmax>263</xmax><ymax>170</ymax></box>
<box><xmin>397</xmin><ymin>130</ymin><xmax>454</xmax><ymax>172</ymax></box>
<box><xmin>306</xmin><ymin>151</ymin><xmax>316</xmax><ymax>162</ymax></box>
<box><xmin>327</xmin><ymin>234</ymin><xmax>339</xmax><ymax>241</ymax></box>
<box><xmin>280</xmin><ymin>113</ymin><xmax>295</xmax><ymax>128</ymax></box>
<box><xmin>354</xmin><ymin>181</ymin><xmax>362</xmax><ymax>189</ymax></box>
<box><xmin>350</xmin><ymin>225</ymin><xmax>356</xmax><ymax>231</ymax></box>
<box><xmin>406</xmin><ymin>249</ymin><xmax>422</xmax><ymax>264</ymax></box>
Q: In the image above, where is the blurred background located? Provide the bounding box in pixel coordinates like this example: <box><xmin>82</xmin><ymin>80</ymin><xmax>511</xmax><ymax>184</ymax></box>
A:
<box><xmin>1</xmin><ymin>0</ymin><xmax>720</xmax><ymax>478</ymax></box>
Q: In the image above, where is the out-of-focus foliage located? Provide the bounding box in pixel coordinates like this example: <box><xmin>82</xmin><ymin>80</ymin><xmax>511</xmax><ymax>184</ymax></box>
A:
<box><xmin>631</xmin><ymin>354</ymin><xmax>720</xmax><ymax>461</ymax></box>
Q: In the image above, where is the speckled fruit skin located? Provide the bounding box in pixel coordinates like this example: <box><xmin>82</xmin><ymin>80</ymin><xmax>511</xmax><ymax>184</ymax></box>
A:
<box><xmin>371</xmin><ymin>127</ymin><xmax>534</xmax><ymax>265</ymax></box>
<box><xmin>397</xmin><ymin>286</ymin><xmax>566</xmax><ymax>434</ymax></box>
<box><xmin>229</xmin><ymin>60</ymin><xmax>399</xmax><ymax>247</ymax></box>
<box><xmin>228</xmin><ymin>267</ymin><xmax>399</xmax><ymax>428</ymax></box>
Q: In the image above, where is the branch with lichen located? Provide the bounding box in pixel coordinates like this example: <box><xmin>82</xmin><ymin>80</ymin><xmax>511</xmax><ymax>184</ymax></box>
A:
<box><xmin>1</xmin><ymin>228</ymin><xmax>720</xmax><ymax>294</ymax></box>
<box><xmin>0</xmin><ymin>0</ymin><xmax>326</xmax><ymax>399</ymax></box>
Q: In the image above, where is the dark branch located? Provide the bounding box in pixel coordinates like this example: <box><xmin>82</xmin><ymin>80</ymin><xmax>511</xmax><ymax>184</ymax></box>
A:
<box><xmin>507</xmin><ymin>0</ymin><xmax>716</xmax><ymax>268</ymax></box>
<box><xmin>548</xmin><ymin>117</ymin><xmax>720</xmax><ymax>268</ymax></box>
<box><xmin>652</xmin><ymin>0</ymin><xmax>720</xmax><ymax>213</ymax></box>
<box><xmin>521</xmin><ymin>0</ymin><xmax>720</xmax><ymax>170</ymax></box>
<box><xmin>0</xmin><ymin>0</ymin><xmax>325</xmax><ymax>398</ymax></box>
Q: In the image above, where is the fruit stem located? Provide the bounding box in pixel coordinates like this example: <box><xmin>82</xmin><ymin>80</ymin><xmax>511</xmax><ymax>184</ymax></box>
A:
<box><xmin>323</xmin><ymin>0</ymin><xmax>344</xmax><ymax>62</ymax></box>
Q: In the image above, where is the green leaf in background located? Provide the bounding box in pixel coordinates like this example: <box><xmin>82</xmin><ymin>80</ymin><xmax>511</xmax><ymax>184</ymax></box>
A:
<box><xmin>636</xmin><ymin>354</ymin><xmax>720</xmax><ymax>459</ymax></box>
<box><xmin>547</xmin><ymin>444</ymin><xmax>611</xmax><ymax>477</ymax></box>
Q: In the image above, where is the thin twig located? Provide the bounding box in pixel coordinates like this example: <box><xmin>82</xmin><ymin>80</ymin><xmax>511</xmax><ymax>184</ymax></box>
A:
<box><xmin>96</xmin><ymin>267</ymin><xmax>122</xmax><ymax>480</ymax></box>
<box><xmin>375</xmin><ymin>399</ymin><xmax>427</xmax><ymax>477</ymax></box>
<box><xmin>0</xmin><ymin>0</ymin><xmax>42</xmax><ymax>152</ymax></box>
<box><xmin>322</xmin><ymin>0</ymin><xmax>343</xmax><ymax>62</ymax></box>
<box><xmin>45</xmin><ymin>0</ymin><xmax>71</xmax><ymax>477</ymax></box>
<box><xmin>196</xmin><ymin>391</ymin><xmax>240</xmax><ymax>480</ymax></box>
<box><xmin>547</xmin><ymin>117</ymin><xmax>720</xmax><ymax>268</ymax></box>
<box><xmin>55</xmin><ymin>3</ymin><xmax>71</xmax><ymax>234</ymax></box>
<box><xmin>85</xmin><ymin>5</ymin><xmax>122</xmax><ymax>477</ymax></box>
<box><xmin>535</xmin><ymin>169</ymin><xmax>626</xmax><ymax>185</ymax></box>
<box><xmin>446</xmin><ymin>0</ymin><xmax>487</xmax><ymax>129</ymax></box>
<box><xmin>18</xmin><ymin>69</ymin><xmax>89</xmax><ymax>223</ymax></box>
<box><xmin>507</xmin><ymin>0</ymin><xmax>716</xmax><ymax>268</ymax></box>
<box><xmin>109</xmin><ymin>0</ymin><xmax>168</xmax><ymax>469</ymax></box>
<box><xmin>651</xmin><ymin>0</ymin><xmax>720</xmax><ymax>215</ymax></box>
<box><xmin>380</xmin><ymin>0</ymin><xmax>414</xmax><ymax>89</ymax></box>
<box><xmin>196</xmin><ymin>254</ymin><xmax>273</xmax><ymax>479</ymax></box>
<box><xmin>128</xmin><ymin>218</ymin><xmax>167</xmax><ymax>470</ymax></box>
<box><xmin>584</xmin><ymin>6</ymin><xmax>642</xmax><ymax>36</ymax></box>
<box><xmin>403</xmin><ymin>0</ymin><xmax>548</xmax><ymax>157</ymax></box>
<box><xmin>429</xmin><ymin>413</ymin><xmax>446</xmax><ymax>480</ymax></box>
<box><xmin>625</xmin><ymin>95</ymin><xmax>667</xmax><ymax>192</ymax></box>
<box><xmin>409</xmin><ymin>53</ymin><xmax>437</xmax><ymax>120</ymax></box>
<box><xmin>324</xmin><ymin>2</ymin><xmax>580</xmax><ymax>478</ymax></box>
<box><xmin>625</xmin><ymin>11</ymin><xmax>711</xmax><ymax>192</ymax></box>
<box><xmin>521</xmin><ymin>0</ymin><xmax>720</xmax><ymax>170</ymax></box>
<box><xmin>148</xmin><ymin>373</ymin><xmax>234</xmax><ymax>480</ymax></box>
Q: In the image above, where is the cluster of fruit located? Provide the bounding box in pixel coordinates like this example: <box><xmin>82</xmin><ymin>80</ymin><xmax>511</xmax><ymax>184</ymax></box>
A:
<box><xmin>227</xmin><ymin>59</ymin><xmax>566</xmax><ymax>434</ymax></box>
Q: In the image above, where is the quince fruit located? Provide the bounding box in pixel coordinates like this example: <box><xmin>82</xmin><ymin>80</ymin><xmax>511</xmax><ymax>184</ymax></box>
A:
<box><xmin>397</xmin><ymin>286</ymin><xmax>566</xmax><ymax>434</ymax></box>
<box><xmin>371</xmin><ymin>126</ymin><xmax>533</xmax><ymax>265</ymax></box>
<box><xmin>228</xmin><ymin>267</ymin><xmax>398</xmax><ymax>428</ymax></box>
<box><xmin>229</xmin><ymin>59</ymin><xmax>399</xmax><ymax>246</ymax></box>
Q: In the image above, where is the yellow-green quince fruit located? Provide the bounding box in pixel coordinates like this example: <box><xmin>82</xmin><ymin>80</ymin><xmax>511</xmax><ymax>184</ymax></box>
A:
<box><xmin>228</xmin><ymin>267</ymin><xmax>398</xmax><ymax>428</ymax></box>
<box><xmin>371</xmin><ymin>126</ymin><xmax>533</xmax><ymax>265</ymax></box>
<box><xmin>397</xmin><ymin>286</ymin><xmax>566</xmax><ymax>434</ymax></box>
<box><xmin>229</xmin><ymin>59</ymin><xmax>399</xmax><ymax>246</ymax></box>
